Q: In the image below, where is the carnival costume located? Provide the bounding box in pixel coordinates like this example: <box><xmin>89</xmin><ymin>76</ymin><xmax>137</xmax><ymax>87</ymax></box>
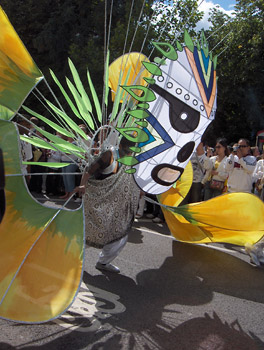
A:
<box><xmin>84</xmin><ymin>151</ymin><xmax>140</xmax><ymax>248</ymax></box>
<box><xmin>0</xmin><ymin>5</ymin><xmax>263</xmax><ymax>324</ymax></box>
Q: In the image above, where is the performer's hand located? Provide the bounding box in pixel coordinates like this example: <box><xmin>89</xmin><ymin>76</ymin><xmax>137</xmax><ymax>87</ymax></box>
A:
<box><xmin>75</xmin><ymin>185</ymin><xmax>85</xmax><ymax>196</ymax></box>
<box><xmin>237</xmin><ymin>148</ymin><xmax>242</xmax><ymax>159</ymax></box>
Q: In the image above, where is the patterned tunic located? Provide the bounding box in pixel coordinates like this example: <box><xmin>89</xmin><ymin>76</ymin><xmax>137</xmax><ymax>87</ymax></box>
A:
<box><xmin>84</xmin><ymin>165</ymin><xmax>140</xmax><ymax>248</ymax></box>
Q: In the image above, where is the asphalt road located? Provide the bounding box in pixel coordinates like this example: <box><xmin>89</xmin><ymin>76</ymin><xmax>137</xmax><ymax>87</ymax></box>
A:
<box><xmin>0</xmin><ymin>195</ymin><xmax>264</xmax><ymax>350</ymax></box>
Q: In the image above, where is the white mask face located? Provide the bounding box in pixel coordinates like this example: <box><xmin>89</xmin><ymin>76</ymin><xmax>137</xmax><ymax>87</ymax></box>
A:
<box><xmin>133</xmin><ymin>46</ymin><xmax>217</xmax><ymax>195</ymax></box>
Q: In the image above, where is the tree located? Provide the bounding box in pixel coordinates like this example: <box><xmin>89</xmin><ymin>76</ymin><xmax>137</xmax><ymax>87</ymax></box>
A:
<box><xmin>203</xmin><ymin>0</ymin><xmax>264</xmax><ymax>145</ymax></box>
<box><xmin>1</xmin><ymin>0</ymin><xmax>157</xmax><ymax>103</ymax></box>
<box><xmin>151</xmin><ymin>0</ymin><xmax>204</xmax><ymax>42</ymax></box>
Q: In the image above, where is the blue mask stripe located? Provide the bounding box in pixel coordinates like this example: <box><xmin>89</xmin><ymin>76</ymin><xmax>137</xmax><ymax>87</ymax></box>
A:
<box><xmin>193</xmin><ymin>47</ymin><xmax>214</xmax><ymax>101</ymax></box>
<box><xmin>135</xmin><ymin>111</ymin><xmax>174</xmax><ymax>163</ymax></box>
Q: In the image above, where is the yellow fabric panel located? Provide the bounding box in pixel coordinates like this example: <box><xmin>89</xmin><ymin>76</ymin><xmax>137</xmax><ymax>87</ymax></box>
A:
<box><xmin>0</xmin><ymin>192</ymin><xmax>83</xmax><ymax>322</ymax></box>
<box><xmin>0</xmin><ymin>222</ymin><xmax>82</xmax><ymax>322</ymax></box>
<box><xmin>161</xmin><ymin>192</ymin><xmax>264</xmax><ymax>246</ymax></box>
<box><xmin>159</xmin><ymin>161</ymin><xmax>193</xmax><ymax>207</ymax></box>
<box><xmin>0</xmin><ymin>121</ymin><xmax>83</xmax><ymax>323</ymax></box>
<box><xmin>108</xmin><ymin>52</ymin><xmax>151</xmax><ymax>101</ymax></box>
<box><xmin>0</xmin><ymin>7</ymin><xmax>37</xmax><ymax>76</ymax></box>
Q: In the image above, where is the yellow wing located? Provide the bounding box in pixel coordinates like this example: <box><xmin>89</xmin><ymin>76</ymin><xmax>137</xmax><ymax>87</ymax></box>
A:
<box><xmin>0</xmin><ymin>120</ymin><xmax>84</xmax><ymax>323</ymax></box>
<box><xmin>108</xmin><ymin>52</ymin><xmax>151</xmax><ymax>102</ymax></box>
<box><xmin>160</xmin><ymin>192</ymin><xmax>264</xmax><ymax>246</ymax></box>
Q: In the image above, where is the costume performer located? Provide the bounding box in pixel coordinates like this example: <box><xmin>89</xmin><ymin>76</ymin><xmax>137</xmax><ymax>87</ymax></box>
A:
<box><xmin>77</xmin><ymin>137</ymin><xmax>140</xmax><ymax>273</ymax></box>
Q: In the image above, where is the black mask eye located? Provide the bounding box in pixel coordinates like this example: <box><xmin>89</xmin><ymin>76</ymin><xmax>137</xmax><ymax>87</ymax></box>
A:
<box><xmin>177</xmin><ymin>141</ymin><xmax>195</xmax><ymax>163</ymax></box>
<box><xmin>151</xmin><ymin>163</ymin><xmax>183</xmax><ymax>186</ymax></box>
<box><xmin>150</xmin><ymin>84</ymin><xmax>200</xmax><ymax>133</ymax></box>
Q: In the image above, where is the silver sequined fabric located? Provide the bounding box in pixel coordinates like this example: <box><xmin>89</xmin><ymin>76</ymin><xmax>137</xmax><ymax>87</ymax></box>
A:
<box><xmin>84</xmin><ymin>167</ymin><xmax>140</xmax><ymax>248</ymax></box>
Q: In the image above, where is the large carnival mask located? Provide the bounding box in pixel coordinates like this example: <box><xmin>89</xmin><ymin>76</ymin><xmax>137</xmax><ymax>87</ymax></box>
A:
<box><xmin>120</xmin><ymin>32</ymin><xmax>217</xmax><ymax>195</ymax></box>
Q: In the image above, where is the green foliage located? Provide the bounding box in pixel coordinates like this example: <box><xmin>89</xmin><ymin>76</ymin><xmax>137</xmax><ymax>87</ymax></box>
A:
<box><xmin>151</xmin><ymin>0</ymin><xmax>204</xmax><ymax>42</ymax></box>
<box><xmin>0</xmin><ymin>0</ymin><xmax>203</xmax><ymax>130</ymax></box>
<box><xmin>0</xmin><ymin>1</ymin><xmax>154</xmax><ymax>115</ymax></box>
<box><xmin>203</xmin><ymin>0</ymin><xmax>264</xmax><ymax>145</ymax></box>
<box><xmin>6</xmin><ymin>0</ymin><xmax>263</xmax><ymax>148</ymax></box>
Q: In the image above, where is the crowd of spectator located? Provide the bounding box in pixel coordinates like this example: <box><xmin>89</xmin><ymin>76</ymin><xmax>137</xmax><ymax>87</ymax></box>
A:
<box><xmin>193</xmin><ymin>138</ymin><xmax>263</xmax><ymax>202</ymax></box>
<box><xmin>17</xmin><ymin>115</ymin><xmax>85</xmax><ymax>203</ymax></box>
<box><xmin>17</xmin><ymin>115</ymin><xmax>264</xmax><ymax>216</ymax></box>
<box><xmin>136</xmin><ymin>137</ymin><xmax>264</xmax><ymax>223</ymax></box>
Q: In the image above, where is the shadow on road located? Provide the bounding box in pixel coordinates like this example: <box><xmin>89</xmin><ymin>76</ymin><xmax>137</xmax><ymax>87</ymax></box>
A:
<box><xmin>80</xmin><ymin>241</ymin><xmax>264</xmax><ymax>349</ymax></box>
<box><xmin>1</xmin><ymin>311</ymin><xmax>263</xmax><ymax>350</ymax></box>
<box><xmin>2</xmin><ymin>241</ymin><xmax>264</xmax><ymax>350</ymax></box>
<box><xmin>127</xmin><ymin>227</ymin><xmax>144</xmax><ymax>244</ymax></box>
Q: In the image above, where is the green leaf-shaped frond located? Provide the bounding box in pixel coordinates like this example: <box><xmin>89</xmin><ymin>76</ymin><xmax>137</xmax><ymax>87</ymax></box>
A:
<box><xmin>213</xmin><ymin>55</ymin><xmax>218</xmax><ymax>70</ymax></box>
<box><xmin>137</xmin><ymin>103</ymin><xmax>149</xmax><ymax>109</ymax></box>
<box><xmin>116</xmin><ymin>127</ymin><xmax>149</xmax><ymax>143</ymax></box>
<box><xmin>111</xmin><ymin>66</ymin><xmax>132</xmax><ymax>123</ymax></box>
<box><xmin>50</xmin><ymin>69</ymin><xmax>83</xmax><ymax>121</ymax></box>
<box><xmin>153</xmin><ymin>57</ymin><xmax>167</xmax><ymax>66</ymax></box>
<box><xmin>200</xmin><ymin>31</ymin><xmax>209</xmax><ymax>57</ymax></box>
<box><xmin>152</xmin><ymin>42</ymin><xmax>178</xmax><ymax>61</ymax></box>
<box><xmin>176</xmin><ymin>41</ymin><xmax>183</xmax><ymax>52</ymax></box>
<box><xmin>125</xmin><ymin>168</ymin><xmax>136</xmax><ymax>174</ymax></box>
<box><xmin>20</xmin><ymin>135</ymin><xmax>57</xmax><ymax>151</ymax></box>
<box><xmin>118</xmin><ymin>156</ymin><xmax>139</xmax><ymax>166</ymax></box>
<box><xmin>22</xmin><ymin>161</ymin><xmax>70</xmax><ymax>168</ymax></box>
<box><xmin>22</xmin><ymin>105</ymin><xmax>74</xmax><ymax>138</ymax></box>
<box><xmin>87</xmin><ymin>68</ymin><xmax>102</xmax><ymax>123</ymax></box>
<box><xmin>129</xmin><ymin>146</ymin><xmax>141</xmax><ymax>153</ymax></box>
<box><xmin>104</xmin><ymin>50</ymin><xmax>110</xmax><ymax>108</ymax></box>
<box><xmin>122</xmin><ymin>85</ymin><xmax>156</xmax><ymax>103</ymax></box>
<box><xmin>68</xmin><ymin>58</ymin><xmax>93</xmax><ymax>113</ymax></box>
<box><xmin>66</xmin><ymin>77</ymin><xmax>95</xmax><ymax>130</ymax></box>
<box><xmin>127</xmin><ymin>109</ymin><xmax>149</xmax><ymax>120</ymax></box>
<box><xmin>33</xmin><ymin>124</ymin><xmax>86</xmax><ymax>154</ymax></box>
<box><xmin>184</xmin><ymin>30</ymin><xmax>194</xmax><ymax>53</ymax></box>
<box><xmin>144</xmin><ymin>77</ymin><xmax>156</xmax><ymax>85</ymax></box>
<box><xmin>45</xmin><ymin>99</ymin><xmax>88</xmax><ymax>140</ymax></box>
<box><xmin>142</xmin><ymin>61</ymin><xmax>162</xmax><ymax>76</ymax></box>
<box><xmin>135</xmin><ymin>120</ymin><xmax>148</xmax><ymax>127</ymax></box>
<box><xmin>203</xmin><ymin>44</ymin><xmax>209</xmax><ymax>58</ymax></box>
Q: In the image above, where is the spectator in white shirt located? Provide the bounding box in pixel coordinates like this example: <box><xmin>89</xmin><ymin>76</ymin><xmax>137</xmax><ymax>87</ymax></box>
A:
<box><xmin>225</xmin><ymin>138</ymin><xmax>256</xmax><ymax>193</ymax></box>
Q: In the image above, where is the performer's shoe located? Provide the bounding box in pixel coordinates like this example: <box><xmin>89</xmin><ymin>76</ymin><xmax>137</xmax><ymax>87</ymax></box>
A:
<box><xmin>152</xmin><ymin>217</ymin><xmax>164</xmax><ymax>223</ymax></box>
<box><xmin>95</xmin><ymin>262</ymin><xmax>120</xmax><ymax>273</ymax></box>
<box><xmin>146</xmin><ymin>213</ymin><xmax>155</xmax><ymax>219</ymax></box>
<box><xmin>59</xmin><ymin>193</ymin><xmax>69</xmax><ymax>199</ymax></box>
<box><xmin>135</xmin><ymin>214</ymin><xmax>143</xmax><ymax>219</ymax></box>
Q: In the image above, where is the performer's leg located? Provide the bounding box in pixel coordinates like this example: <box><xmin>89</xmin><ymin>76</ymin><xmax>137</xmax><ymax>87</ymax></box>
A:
<box><xmin>136</xmin><ymin>194</ymin><xmax>145</xmax><ymax>218</ymax></box>
<box><xmin>96</xmin><ymin>235</ymin><xmax>128</xmax><ymax>273</ymax></box>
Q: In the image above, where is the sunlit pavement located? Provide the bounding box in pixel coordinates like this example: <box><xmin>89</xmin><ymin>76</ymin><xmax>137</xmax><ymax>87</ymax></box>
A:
<box><xmin>1</xmin><ymin>193</ymin><xmax>264</xmax><ymax>349</ymax></box>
